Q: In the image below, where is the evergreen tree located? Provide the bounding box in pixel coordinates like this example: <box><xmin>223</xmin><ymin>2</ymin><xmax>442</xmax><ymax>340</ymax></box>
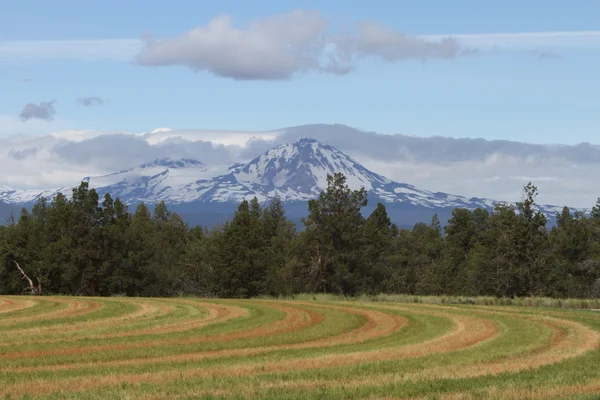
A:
<box><xmin>2</xmin><ymin>176</ymin><xmax>600</xmax><ymax>300</ymax></box>
<box><xmin>148</xmin><ymin>203</ymin><xmax>188</xmax><ymax>296</ymax></box>
<box><xmin>176</xmin><ymin>226</ymin><xmax>216</xmax><ymax>297</ymax></box>
<box><xmin>213</xmin><ymin>198</ymin><xmax>266</xmax><ymax>298</ymax></box>
<box><xmin>548</xmin><ymin>208</ymin><xmax>600</xmax><ymax>297</ymax></box>
<box><xmin>261</xmin><ymin>197</ymin><xmax>296</xmax><ymax>296</ymax></box>
<box><xmin>591</xmin><ymin>198</ymin><xmax>600</xmax><ymax>219</ymax></box>
<box><xmin>122</xmin><ymin>203</ymin><xmax>154</xmax><ymax>296</ymax></box>
<box><xmin>301</xmin><ymin>173</ymin><xmax>367</xmax><ymax>294</ymax></box>
<box><xmin>361</xmin><ymin>203</ymin><xmax>394</xmax><ymax>293</ymax></box>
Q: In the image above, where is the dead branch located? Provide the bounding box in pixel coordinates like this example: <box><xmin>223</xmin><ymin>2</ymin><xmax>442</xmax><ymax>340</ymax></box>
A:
<box><xmin>12</xmin><ymin>261</ymin><xmax>42</xmax><ymax>295</ymax></box>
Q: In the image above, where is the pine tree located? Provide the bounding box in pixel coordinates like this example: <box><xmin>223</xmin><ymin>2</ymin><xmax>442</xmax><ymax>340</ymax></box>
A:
<box><xmin>122</xmin><ymin>203</ymin><xmax>154</xmax><ymax>296</ymax></box>
<box><xmin>361</xmin><ymin>203</ymin><xmax>394</xmax><ymax>293</ymax></box>
<box><xmin>153</xmin><ymin>201</ymin><xmax>169</xmax><ymax>222</ymax></box>
<box><xmin>301</xmin><ymin>173</ymin><xmax>367</xmax><ymax>294</ymax></box>
<box><xmin>261</xmin><ymin>197</ymin><xmax>296</xmax><ymax>296</ymax></box>
<box><xmin>61</xmin><ymin>182</ymin><xmax>103</xmax><ymax>295</ymax></box>
<box><xmin>149</xmin><ymin>202</ymin><xmax>188</xmax><ymax>296</ymax></box>
<box><xmin>213</xmin><ymin>198</ymin><xmax>267</xmax><ymax>298</ymax></box>
<box><xmin>591</xmin><ymin>198</ymin><xmax>600</xmax><ymax>219</ymax></box>
<box><xmin>177</xmin><ymin>226</ymin><xmax>217</xmax><ymax>297</ymax></box>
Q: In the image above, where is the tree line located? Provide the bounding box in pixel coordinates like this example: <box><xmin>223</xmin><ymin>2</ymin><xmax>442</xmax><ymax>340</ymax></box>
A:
<box><xmin>1</xmin><ymin>173</ymin><xmax>600</xmax><ymax>298</ymax></box>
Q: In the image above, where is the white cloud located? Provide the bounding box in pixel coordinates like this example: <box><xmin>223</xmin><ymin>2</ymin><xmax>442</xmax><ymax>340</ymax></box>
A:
<box><xmin>358</xmin><ymin>155</ymin><xmax>600</xmax><ymax>209</ymax></box>
<box><xmin>141</xmin><ymin>128</ymin><xmax>279</xmax><ymax>146</ymax></box>
<box><xmin>136</xmin><ymin>11</ymin><xmax>335</xmax><ymax>79</ymax></box>
<box><xmin>136</xmin><ymin>11</ymin><xmax>467</xmax><ymax>80</ymax></box>
<box><xmin>47</xmin><ymin>129</ymin><xmax>111</xmax><ymax>142</ymax></box>
<box><xmin>0</xmin><ymin>134</ymin><xmax>92</xmax><ymax>189</ymax></box>
<box><xmin>0</xmin><ymin>128</ymin><xmax>268</xmax><ymax>189</ymax></box>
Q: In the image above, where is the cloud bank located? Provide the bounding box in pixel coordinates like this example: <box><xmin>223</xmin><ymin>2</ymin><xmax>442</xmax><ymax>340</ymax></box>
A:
<box><xmin>0</xmin><ymin>124</ymin><xmax>599</xmax><ymax>209</ymax></box>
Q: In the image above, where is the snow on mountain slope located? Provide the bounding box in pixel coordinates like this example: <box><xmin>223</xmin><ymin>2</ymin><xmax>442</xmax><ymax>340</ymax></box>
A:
<box><xmin>0</xmin><ymin>138</ymin><xmax>574</xmax><ymax>217</ymax></box>
<box><xmin>0</xmin><ymin>158</ymin><xmax>216</xmax><ymax>205</ymax></box>
<box><xmin>179</xmin><ymin>138</ymin><xmax>479</xmax><ymax>206</ymax></box>
<box><xmin>81</xmin><ymin>158</ymin><xmax>215</xmax><ymax>203</ymax></box>
<box><xmin>195</xmin><ymin>138</ymin><xmax>392</xmax><ymax>202</ymax></box>
<box><xmin>0</xmin><ymin>186</ymin><xmax>58</xmax><ymax>205</ymax></box>
<box><xmin>179</xmin><ymin>138</ymin><xmax>568</xmax><ymax>216</ymax></box>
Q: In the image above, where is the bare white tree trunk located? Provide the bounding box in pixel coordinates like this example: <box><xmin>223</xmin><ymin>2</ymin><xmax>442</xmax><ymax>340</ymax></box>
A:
<box><xmin>13</xmin><ymin>261</ymin><xmax>42</xmax><ymax>295</ymax></box>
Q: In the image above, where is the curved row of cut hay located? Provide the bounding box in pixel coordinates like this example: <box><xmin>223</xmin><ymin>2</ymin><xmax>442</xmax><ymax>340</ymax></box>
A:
<box><xmin>0</xmin><ymin>296</ymin><xmax>598</xmax><ymax>399</ymax></box>
<box><xmin>0</xmin><ymin>297</ymin><xmax>35</xmax><ymax>314</ymax></box>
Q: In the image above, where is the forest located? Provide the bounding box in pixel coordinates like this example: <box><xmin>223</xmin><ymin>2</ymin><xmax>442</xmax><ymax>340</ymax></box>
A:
<box><xmin>1</xmin><ymin>173</ymin><xmax>599</xmax><ymax>299</ymax></box>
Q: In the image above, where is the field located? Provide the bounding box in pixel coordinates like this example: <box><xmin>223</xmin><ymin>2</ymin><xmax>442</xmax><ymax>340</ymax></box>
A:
<box><xmin>1</xmin><ymin>296</ymin><xmax>600</xmax><ymax>399</ymax></box>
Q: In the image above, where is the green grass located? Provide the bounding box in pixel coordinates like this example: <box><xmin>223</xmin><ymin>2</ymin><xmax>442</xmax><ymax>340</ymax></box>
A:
<box><xmin>0</xmin><ymin>295</ymin><xmax>599</xmax><ymax>399</ymax></box>
<box><xmin>263</xmin><ymin>292</ymin><xmax>600</xmax><ymax>310</ymax></box>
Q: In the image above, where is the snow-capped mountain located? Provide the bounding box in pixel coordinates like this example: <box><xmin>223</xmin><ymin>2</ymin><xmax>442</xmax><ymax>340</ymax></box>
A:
<box><xmin>0</xmin><ymin>158</ymin><xmax>214</xmax><ymax>205</ymax></box>
<box><xmin>81</xmin><ymin>158</ymin><xmax>216</xmax><ymax>204</ymax></box>
<box><xmin>175</xmin><ymin>138</ymin><xmax>565</xmax><ymax>215</ymax></box>
<box><xmin>0</xmin><ymin>138</ymin><xmax>571</xmax><ymax>226</ymax></box>
<box><xmin>0</xmin><ymin>186</ymin><xmax>57</xmax><ymax>205</ymax></box>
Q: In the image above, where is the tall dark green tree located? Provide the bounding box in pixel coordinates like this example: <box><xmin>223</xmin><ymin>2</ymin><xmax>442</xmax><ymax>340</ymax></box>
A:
<box><xmin>361</xmin><ymin>203</ymin><xmax>395</xmax><ymax>294</ymax></box>
<box><xmin>212</xmin><ymin>198</ymin><xmax>266</xmax><ymax>298</ymax></box>
<box><xmin>300</xmin><ymin>173</ymin><xmax>368</xmax><ymax>295</ymax></box>
<box><xmin>3</xmin><ymin>175</ymin><xmax>600</xmax><ymax>300</ymax></box>
<box><xmin>121</xmin><ymin>203</ymin><xmax>154</xmax><ymax>296</ymax></box>
<box><xmin>261</xmin><ymin>197</ymin><xmax>296</xmax><ymax>296</ymax></box>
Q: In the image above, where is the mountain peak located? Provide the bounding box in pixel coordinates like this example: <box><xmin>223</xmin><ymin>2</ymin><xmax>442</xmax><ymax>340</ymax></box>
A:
<box><xmin>0</xmin><ymin>138</ymin><xmax>573</xmax><ymax>222</ymax></box>
<box><xmin>203</xmin><ymin>137</ymin><xmax>390</xmax><ymax>203</ymax></box>
<box><xmin>295</xmin><ymin>137</ymin><xmax>320</xmax><ymax>144</ymax></box>
<box><xmin>140</xmin><ymin>158</ymin><xmax>205</xmax><ymax>169</ymax></box>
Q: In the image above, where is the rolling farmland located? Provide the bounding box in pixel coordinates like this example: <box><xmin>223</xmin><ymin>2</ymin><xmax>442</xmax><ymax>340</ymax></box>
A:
<box><xmin>1</xmin><ymin>296</ymin><xmax>600</xmax><ymax>399</ymax></box>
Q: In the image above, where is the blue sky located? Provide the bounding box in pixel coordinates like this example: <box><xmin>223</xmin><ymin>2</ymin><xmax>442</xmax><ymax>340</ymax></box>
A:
<box><xmin>1</xmin><ymin>0</ymin><xmax>599</xmax><ymax>143</ymax></box>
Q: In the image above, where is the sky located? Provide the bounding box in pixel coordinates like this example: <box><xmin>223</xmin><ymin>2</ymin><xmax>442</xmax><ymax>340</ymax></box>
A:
<box><xmin>1</xmin><ymin>1</ymin><xmax>600</xmax><ymax>207</ymax></box>
<box><xmin>2</xmin><ymin>0</ymin><xmax>599</xmax><ymax>141</ymax></box>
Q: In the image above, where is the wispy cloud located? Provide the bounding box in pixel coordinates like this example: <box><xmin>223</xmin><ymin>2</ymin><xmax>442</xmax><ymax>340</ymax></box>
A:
<box><xmin>0</xmin><ymin>39</ymin><xmax>141</xmax><ymax>61</ymax></box>
<box><xmin>2</xmin><ymin>26</ymin><xmax>597</xmax><ymax>65</ymax></box>
<box><xmin>423</xmin><ymin>30</ymin><xmax>600</xmax><ymax>51</ymax></box>
<box><xmin>77</xmin><ymin>97</ymin><xmax>104</xmax><ymax>106</ymax></box>
<box><xmin>533</xmin><ymin>50</ymin><xmax>562</xmax><ymax>60</ymax></box>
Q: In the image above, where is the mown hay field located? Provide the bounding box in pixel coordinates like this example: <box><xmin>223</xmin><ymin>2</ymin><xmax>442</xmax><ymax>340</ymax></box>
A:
<box><xmin>1</xmin><ymin>296</ymin><xmax>600</xmax><ymax>399</ymax></box>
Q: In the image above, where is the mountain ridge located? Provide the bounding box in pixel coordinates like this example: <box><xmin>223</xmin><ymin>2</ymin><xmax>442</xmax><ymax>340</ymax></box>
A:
<box><xmin>0</xmin><ymin>138</ymin><xmax>578</xmax><ymax>227</ymax></box>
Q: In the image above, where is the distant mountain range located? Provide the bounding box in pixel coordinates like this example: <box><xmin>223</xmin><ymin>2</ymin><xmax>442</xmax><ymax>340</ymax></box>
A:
<box><xmin>0</xmin><ymin>138</ymin><xmax>576</xmax><ymax>228</ymax></box>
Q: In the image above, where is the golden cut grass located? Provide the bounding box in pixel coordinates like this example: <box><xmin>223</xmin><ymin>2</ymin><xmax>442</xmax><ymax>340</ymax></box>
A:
<box><xmin>0</xmin><ymin>295</ymin><xmax>599</xmax><ymax>400</ymax></box>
